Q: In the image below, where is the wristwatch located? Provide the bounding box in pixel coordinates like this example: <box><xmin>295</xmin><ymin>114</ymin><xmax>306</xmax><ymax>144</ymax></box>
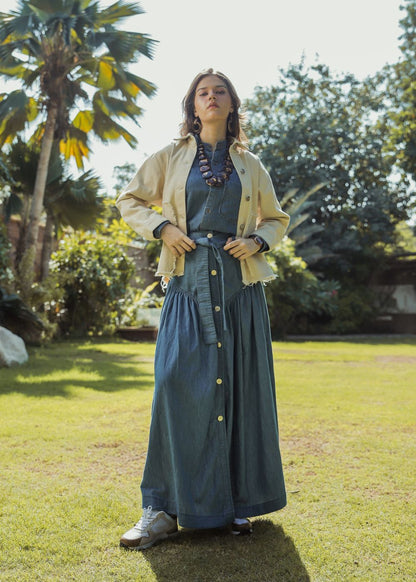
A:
<box><xmin>251</xmin><ymin>235</ymin><xmax>263</xmax><ymax>246</ymax></box>
<box><xmin>153</xmin><ymin>220</ymin><xmax>171</xmax><ymax>239</ymax></box>
<box><xmin>250</xmin><ymin>235</ymin><xmax>264</xmax><ymax>250</ymax></box>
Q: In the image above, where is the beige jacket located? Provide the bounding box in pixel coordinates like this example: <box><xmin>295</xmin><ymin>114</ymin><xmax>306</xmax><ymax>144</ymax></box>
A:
<box><xmin>116</xmin><ymin>134</ymin><xmax>290</xmax><ymax>285</ymax></box>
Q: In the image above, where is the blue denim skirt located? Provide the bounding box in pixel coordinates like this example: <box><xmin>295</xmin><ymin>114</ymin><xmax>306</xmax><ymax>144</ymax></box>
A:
<box><xmin>140</xmin><ymin>233</ymin><xmax>286</xmax><ymax>528</ymax></box>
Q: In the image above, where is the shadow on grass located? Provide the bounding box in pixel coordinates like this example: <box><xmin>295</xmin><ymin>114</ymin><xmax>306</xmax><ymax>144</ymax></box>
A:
<box><xmin>0</xmin><ymin>341</ymin><xmax>155</xmax><ymax>398</ymax></box>
<box><xmin>140</xmin><ymin>519</ymin><xmax>310</xmax><ymax>582</ymax></box>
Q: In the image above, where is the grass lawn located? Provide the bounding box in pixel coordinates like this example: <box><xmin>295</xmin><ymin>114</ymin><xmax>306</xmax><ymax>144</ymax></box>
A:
<box><xmin>0</xmin><ymin>337</ymin><xmax>415</xmax><ymax>581</ymax></box>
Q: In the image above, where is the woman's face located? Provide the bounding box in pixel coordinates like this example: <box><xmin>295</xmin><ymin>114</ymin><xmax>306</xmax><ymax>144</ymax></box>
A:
<box><xmin>194</xmin><ymin>75</ymin><xmax>233</xmax><ymax>128</ymax></box>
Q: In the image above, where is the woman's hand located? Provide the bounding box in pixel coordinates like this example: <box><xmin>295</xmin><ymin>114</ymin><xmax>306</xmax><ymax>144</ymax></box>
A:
<box><xmin>223</xmin><ymin>237</ymin><xmax>260</xmax><ymax>261</ymax></box>
<box><xmin>160</xmin><ymin>224</ymin><xmax>196</xmax><ymax>257</ymax></box>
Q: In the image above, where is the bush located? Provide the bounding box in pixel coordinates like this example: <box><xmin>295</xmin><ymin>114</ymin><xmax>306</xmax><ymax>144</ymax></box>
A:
<box><xmin>317</xmin><ymin>285</ymin><xmax>380</xmax><ymax>334</ymax></box>
<box><xmin>49</xmin><ymin>232</ymin><xmax>135</xmax><ymax>336</ymax></box>
<box><xmin>265</xmin><ymin>238</ymin><xmax>339</xmax><ymax>337</ymax></box>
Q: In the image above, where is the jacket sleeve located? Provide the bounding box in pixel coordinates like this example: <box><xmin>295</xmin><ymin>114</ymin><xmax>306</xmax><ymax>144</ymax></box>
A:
<box><xmin>115</xmin><ymin>145</ymin><xmax>173</xmax><ymax>240</ymax></box>
<box><xmin>252</xmin><ymin>158</ymin><xmax>290</xmax><ymax>250</ymax></box>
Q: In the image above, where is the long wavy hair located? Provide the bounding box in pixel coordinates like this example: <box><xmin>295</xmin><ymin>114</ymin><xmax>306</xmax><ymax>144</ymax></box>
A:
<box><xmin>180</xmin><ymin>68</ymin><xmax>248</xmax><ymax>145</ymax></box>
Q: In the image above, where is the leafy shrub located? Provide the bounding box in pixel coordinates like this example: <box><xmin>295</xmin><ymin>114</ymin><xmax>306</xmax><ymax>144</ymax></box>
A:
<box><xmin>49</xmin><ymin>232</ymin><xmax>135</xmax><ymax>336</ymax></box>
<box><xmin>265</xmin><ymin>238</ymin><xmax>339</xmax><ymax>337</ymax></box>
<box><xmin>318</xmin><ymin>285</ymin><xmax>380</xmax><ymax>334</ymax></box>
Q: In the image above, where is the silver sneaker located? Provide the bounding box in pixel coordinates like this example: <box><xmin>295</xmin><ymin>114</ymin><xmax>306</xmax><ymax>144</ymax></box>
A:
<box><xmin>120</xmin><ymin>506</ymin><xmax>178</xmax><ymax>550</ymax></box>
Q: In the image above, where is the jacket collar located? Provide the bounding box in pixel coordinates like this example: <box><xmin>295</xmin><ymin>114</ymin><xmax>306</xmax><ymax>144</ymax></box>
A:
<box><xmin>174</xmin><ymin>132</ymin><xmax>249</xmax><ymax>151</ymax></box>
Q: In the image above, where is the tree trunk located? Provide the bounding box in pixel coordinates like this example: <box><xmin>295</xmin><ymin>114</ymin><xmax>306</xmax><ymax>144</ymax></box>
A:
<box><xmin>40</xmin><ymin>211</ymin><xmax>54</xmax><ymax>280</ymax></box>
<box><xmin>14</xmin><ymin>194</ymin><xmax>31</xmax><ymax>269</ymax></box>
<box><xmin>23</xmin><ymin>104</ymin><xmax>58</xmax><ymax>279</ymax></box>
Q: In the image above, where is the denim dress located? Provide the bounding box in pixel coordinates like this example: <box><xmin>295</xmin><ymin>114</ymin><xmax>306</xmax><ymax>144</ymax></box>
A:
<box><xmin>140</xmin><ymin>140</ymin><xmax>286</xmax><ymax>528</ymax></box>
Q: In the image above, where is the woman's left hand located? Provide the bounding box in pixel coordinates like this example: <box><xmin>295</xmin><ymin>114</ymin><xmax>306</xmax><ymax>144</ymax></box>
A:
<box><xmin>223</xmin><ymin>237</ymin><xmax>260</xmax><ymax>261</ymax></box>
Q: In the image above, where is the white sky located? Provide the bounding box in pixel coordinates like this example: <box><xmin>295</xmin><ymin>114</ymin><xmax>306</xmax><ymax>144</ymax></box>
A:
<box><xmin>0</xmin><ymin>0</ymin><xmax>404</xmax><ymax>193</ymax></box>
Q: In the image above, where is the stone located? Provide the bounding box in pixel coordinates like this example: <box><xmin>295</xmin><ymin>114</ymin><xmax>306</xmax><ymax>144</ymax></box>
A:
<box><xmin>0</xmin><ymin>326</ymin><xmax>28</xmax><ymax>367</ymax></box>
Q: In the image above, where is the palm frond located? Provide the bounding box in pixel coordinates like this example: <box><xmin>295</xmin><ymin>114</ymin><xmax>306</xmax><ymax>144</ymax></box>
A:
<box><xmin>71</xmin><ymin>109</ymin><xmax>94</xmax><ymax>132</ymax></box>
<box><xmin>279</xmin><ymin>187</ymin><xmax>298</xmax><ymax>207</ymax></box>
<box><xmin>0</xmin><ymin>10</ymin><xmax>39</xmax><ymax>42</ymax></box>
<box><xmin>0</xmin><ymin>91</ymin><xmax>40</xmax><ymax>147</ymax></box>
<box><xmin>22</xmin><ymin>64</ymin><xmax>43</xmax><ymax>88</ymax></box>
<box><xmin>60</xmin><ymin>125</ymin><xmax>90</xmax><ymax>168</ymax></box>
<box><xmin>8</xmin><ymin>138</ymin><xmax>38</xmax><ymax>194</ymax></box>
<box><xmin>296</xmin><ymin>245</ymin><xmax>328</xmax><ymax>265</ymax></box>
<box><xmin>123</xmin><ymin>71</ymin><xmax>157</xmax><ymax>98</ymax></box>
<box><xmin>47</xmin><ymin>169</ymin><xmax>103</xmax><ymax>229</ymax></box>
<box><xmin>27</xmin><ymin>0</ymin><xmax>74</xmax><ymax>18</ymax></box>
<box><xmin>98</xmin><ymin>1</ymin><xmax>146</xmax><ymax>25</ymax></box>
<box><xmin>45</xmin><ymin>141</ymin><xmax>64</xmax><ymax>185</ymax></box>
<box><xmin>286</xmin><ymin>212</ymin><xmax>313</xmax><ymax>235</ymax></box>
<box><xmin>290</xmin><ymin>223</ymin><xmax>325</xmax><ymax>245</ymax></box>
<box><xmin>93</xmin><ymin>91</ymin><xmax>143</xmax><ymax>121</ymax></box>
<box><xmin>0</xmin><ymin>37</ymin><xmax>43</xmax><ymax>65</ymax></box>
<box><xmin>0</xmin><ymin>58</ymin><xmax>27</xmax><ymax>77</ymax></box>
<box><xmin>92</xmin><ymin>107</ymin><xmax>137</xmax><ymax>147</ymax></box>
<box><xmin>281</xmin><ymin>182</ymin><xmax>327</xmax><ymax>213</ymax></box>
<box><xmin>93</xmin><ymin>29</ymin><xmax>158</xmax><ymax>62</ymax></box>
<box><xmin>97</xmin><ymin>57</ymin><xmax>117</xmax><ymax>90</ymax></box>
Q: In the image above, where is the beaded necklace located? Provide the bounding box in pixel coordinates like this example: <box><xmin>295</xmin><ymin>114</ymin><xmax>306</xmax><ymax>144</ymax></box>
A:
<box><xmin>197</xmin><ymin>138</ymin><xmax>233</xmax><ymax>188</ymax></box>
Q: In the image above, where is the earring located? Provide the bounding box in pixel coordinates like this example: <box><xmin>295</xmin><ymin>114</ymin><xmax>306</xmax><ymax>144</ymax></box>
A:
<box><xmin>227</xmin><ymin>113</ymin><xmax>234</xmax><ymax>134</ymax></box>
<box><xmin>193</xmin><ymin>116</ymin><xmax>202</xmax><ymax>133</ymax></box>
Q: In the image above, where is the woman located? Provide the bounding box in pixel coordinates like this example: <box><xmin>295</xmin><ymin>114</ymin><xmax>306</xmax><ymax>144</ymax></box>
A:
<box><xmin>116</xmin><ymin>68</ymin><xmax>290</xmax><ymax>550</ymax></box>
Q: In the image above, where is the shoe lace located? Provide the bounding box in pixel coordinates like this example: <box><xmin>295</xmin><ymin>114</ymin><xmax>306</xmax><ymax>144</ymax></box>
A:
<box><xmin>134</xmin><ymin>506</ymin><xmax>156</xmax><ymax>534</ymax></box>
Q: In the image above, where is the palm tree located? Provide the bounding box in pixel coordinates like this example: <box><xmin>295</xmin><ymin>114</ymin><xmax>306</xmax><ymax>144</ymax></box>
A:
<box><xmin>0</xmin><ymin>0</ymin><xmax>156</xmax><ymax>280</ymax></box>
<box><xmin>5</xmin><ymin>138</ymin><xmax>103</xmax><ymax>279</ymax></box>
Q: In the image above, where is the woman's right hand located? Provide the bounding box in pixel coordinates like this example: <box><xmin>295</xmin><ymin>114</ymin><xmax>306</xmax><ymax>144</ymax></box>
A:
<box><xmin>160</xmin><ymin>224</ymin><xmax>196</xmax><ymax>257</ymax></box>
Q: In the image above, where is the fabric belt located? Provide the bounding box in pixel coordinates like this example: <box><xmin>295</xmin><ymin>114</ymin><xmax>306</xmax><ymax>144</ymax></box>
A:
<box><xmin>189</xmin><ymin>232</ymin><xmax>231</xmax><ymax>344</ymax></box>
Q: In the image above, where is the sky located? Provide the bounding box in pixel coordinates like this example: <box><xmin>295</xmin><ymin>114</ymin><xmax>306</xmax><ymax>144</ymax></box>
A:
<box><xmin>0</xmin><ymin>0</ymin><xmax>405</xmax><ymax>194</ymax></box>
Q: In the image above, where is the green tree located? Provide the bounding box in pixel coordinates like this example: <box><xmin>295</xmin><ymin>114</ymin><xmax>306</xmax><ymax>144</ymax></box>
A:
<box><xmin>245</xmin><ymin>61</ymin><xmax>412</xmax><ymax>284</ymax></box>
<box><xmin>113</xmin><ymin>161</ymin><xmax>136</xmax><ymax>195</ymax></box>
<box><xmin>382</xmin><ymin>0</ymin><xmax>416</xmax><ymax>182</ymax></box>
<box><xmin>0</xmin><ymin>0</ymin><xmax>156</xmax><ymax>280</ymax></box>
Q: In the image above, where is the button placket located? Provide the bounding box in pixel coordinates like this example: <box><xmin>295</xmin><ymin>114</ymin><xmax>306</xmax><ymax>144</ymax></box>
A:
<box><xmin>208</xmin><ymin>246</ymin><xmax>226</xmax><ymax>431</ymax></box>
